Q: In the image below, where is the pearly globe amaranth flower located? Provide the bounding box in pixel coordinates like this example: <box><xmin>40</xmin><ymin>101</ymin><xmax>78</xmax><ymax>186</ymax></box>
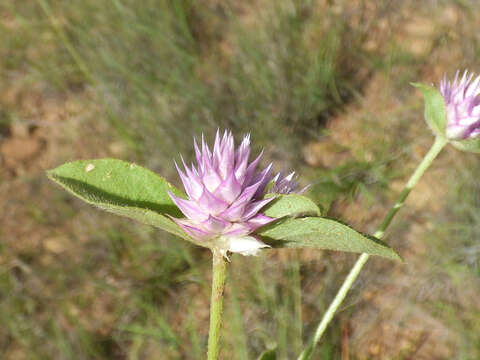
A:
<box><xmin>440</xmin><ymin>70</ymin><xmax>480</xmax><ymax>140</ymax></box>
<box><xmin>168</xmin><ymin>130</ymin><xmax>299</xmax><ymax>256</ymax></box>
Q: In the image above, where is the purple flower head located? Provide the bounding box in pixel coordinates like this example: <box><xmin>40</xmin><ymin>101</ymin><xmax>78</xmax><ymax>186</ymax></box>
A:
<box><xmin>169</xmin><ymin>130</ymin><xmax>298</xmax><ymax>256</ymax></box>
<box><xmin>440</xmin><ymin>70</ymin><xmax>480</xmax><ymax>140</ymax></box>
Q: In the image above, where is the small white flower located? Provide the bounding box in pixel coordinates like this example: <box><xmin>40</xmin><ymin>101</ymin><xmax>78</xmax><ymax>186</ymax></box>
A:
<box><xmin>222</xmin><ymin>235</ymin><xmax>270</xmax><ymax>256</ymax></box>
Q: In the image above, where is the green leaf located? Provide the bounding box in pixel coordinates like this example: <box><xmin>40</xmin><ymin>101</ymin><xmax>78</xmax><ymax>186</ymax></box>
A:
<box><xmin>262</xmin><ymin>194</ymin><xmax>321</xmax><ymax>218</ymax></box>
<box><xmin>47</xmin><ymin>159</ymin><xmax>184</xmax><ymax>215</ymax></box>
<box><xmin>257</xmin><ymin>348</ymin><xmax>277</xmax><ymax>360</ymax></box>
<box><xmin>451</xmin><ymin>138</ymin><xmax>480</xmax><ymax>153</ymax></box>
<box><xmin>47</xmin><ymin>159</ymin><xmax>200</xmax><ymax>244</ymax></box>
<box><xmin>97</xmin><ymin>205</ymin><xmax>194</xmax><ymax>242</ymax></box>
<box><xmin>412</xmin><ymin>82</ymin><xmax>447</xmax><ymax>138</ymax></box>
<box><xmin>257</xmin><ymin>217</ymin><xmax>401</xmax><ymax>261</ymax></box>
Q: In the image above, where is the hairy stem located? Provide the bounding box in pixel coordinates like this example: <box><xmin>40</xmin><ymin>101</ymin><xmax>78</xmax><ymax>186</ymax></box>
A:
<box><xmin>207</xmin><ymin>249</ymin><xmax>228</xmax><ymax>360</ymax></box>
<box><xmin>298</xmin><ymin>136</ymin><xmax>448</xmax><ymax>360</ymax></box>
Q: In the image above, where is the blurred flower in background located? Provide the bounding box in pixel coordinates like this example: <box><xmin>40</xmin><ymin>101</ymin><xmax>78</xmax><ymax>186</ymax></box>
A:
<box><xmin>440</xmin><ymin>71</ymin><xmax>480</xmax><ymax>140</ymax></box>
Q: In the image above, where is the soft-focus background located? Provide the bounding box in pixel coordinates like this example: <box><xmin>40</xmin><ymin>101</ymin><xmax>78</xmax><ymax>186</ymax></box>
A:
<box><xmin>1</xmin><ymin>1</ymin><xmax>480</xmax><ymax>359</ymax></box>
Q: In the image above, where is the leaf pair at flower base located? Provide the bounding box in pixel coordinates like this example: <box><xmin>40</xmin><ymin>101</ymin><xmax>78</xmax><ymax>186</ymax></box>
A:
<box><xmin>47</xmin><ymin>159</ymin><xmax>401</xmax><ymax>260</ymax></box>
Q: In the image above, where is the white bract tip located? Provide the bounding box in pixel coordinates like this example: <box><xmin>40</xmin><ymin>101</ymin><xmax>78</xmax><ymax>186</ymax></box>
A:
<box><xmin>223</xmin><ymin>235</ymin><xmax>270</xmax><ymax>256</ymax></box>
<box><xmin>446</xmin><ymin>125</ymin><xmax>468</xmax><ymax>140</ymax></box>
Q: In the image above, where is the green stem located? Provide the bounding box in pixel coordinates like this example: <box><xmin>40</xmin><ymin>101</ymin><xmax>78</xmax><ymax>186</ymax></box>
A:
<box><xmin>298</xmin><ymin>136</ymin><xmax>448</xmax><ymax>360</ymax></box>
<box><xmin>207</xmin><ymin>249</ymin><xmax>228</xmax><ymax>360</ymax></box>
